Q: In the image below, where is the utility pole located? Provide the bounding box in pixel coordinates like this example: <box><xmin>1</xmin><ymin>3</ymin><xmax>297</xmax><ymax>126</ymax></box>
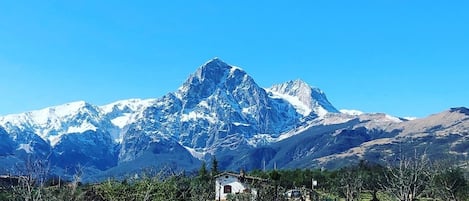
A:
<box><xmin>263</xmin><ymin>159</ymin><xmax>266</xmax><ymax>172</ymax></box>
<box><xmin>218</xmin><ymin>182</ymin><xmax>221</xmax><ymax>201</ymax></box>
<box><xmin>311</xmin><ymin>178</ymin><xmax>317</xmax><ymax>190</ymax></box>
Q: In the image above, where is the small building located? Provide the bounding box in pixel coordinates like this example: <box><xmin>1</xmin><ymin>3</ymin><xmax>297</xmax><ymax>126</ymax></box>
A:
<box><xmin>214</xmin><ymin>170</ymin><xmax>267</xmax><ymax>201</ymax></box>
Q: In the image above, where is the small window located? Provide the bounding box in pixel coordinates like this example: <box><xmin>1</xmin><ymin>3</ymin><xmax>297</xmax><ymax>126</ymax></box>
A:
<box><xmin>223</xmin><ymin>185</ymin><xmax>232</xmax><ymax>194</ymax></box>
<box><xmin>225</xmin><ymin>175</ymin><xmax>229</xmax><ymax>179</ymax></box>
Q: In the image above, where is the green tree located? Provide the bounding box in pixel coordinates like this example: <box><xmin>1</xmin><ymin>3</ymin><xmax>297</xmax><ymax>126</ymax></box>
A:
<box><xmin>433</xmin><ymin>167</ymin><xmax>468</xmax><ymax>201</ymax></box>
<box><xmin>269</xmin><ymin>170</ymin><xmax>281</xmax><ymax>200</ymax></box>
<box><xmin>190</xmin><ymin>161</ymin><xmax>213</xmax><ymax>200</ymax></box>
<box><xmin>358</xmin><ymin>160</ymin><xmax>385</xmax><ymax>201</ymax></box>
<box><xmin>211</xmin><ymin>156</ymin><xmax>219</xmax><ymax>176</ymax></box>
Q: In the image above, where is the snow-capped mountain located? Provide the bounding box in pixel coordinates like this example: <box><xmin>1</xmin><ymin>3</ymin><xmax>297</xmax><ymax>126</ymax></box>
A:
<box><xmin>0</xmin><ymin>99</ymin><xmax>156</xmax><ymax>145</ymax></box>
<box><xmin>0</xmin><ymin>98</ymin><xmax>156</xmax><ymax>175</ymax></box>
<box><xmin>0</xmin><ymin>58</ymin><xmax>467</xmax><ymax>180</ymax></box>
<box><xmin>118</xmin><ymin>58</ymin><xmax>308</xmax><ymax>163</ymax></box>
<box><xmin>267</xmin><ymin>79</ymin><xmax>339</xmax><ymax>117</ymax></box>
<box><xmin>0</xmin><ymin>101</ymin><xmax>103</xmax><ymax>146</ymax></box>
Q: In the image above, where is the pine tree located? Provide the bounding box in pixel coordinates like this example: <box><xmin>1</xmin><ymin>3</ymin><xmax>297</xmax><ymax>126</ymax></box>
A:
<box><xmin>211</xmin><ymin>156</ymin><xmax>219</xmax><ymax>176</ymax></box>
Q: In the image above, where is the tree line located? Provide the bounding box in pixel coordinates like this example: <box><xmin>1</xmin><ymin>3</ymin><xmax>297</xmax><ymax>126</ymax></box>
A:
<box><xmin>0</xmin><ymin>154</ymin><xmax>468</xmax><ymax>201</ymax></box>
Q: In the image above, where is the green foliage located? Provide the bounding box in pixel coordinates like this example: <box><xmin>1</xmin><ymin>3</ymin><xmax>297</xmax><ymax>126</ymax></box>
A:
<box><xmin>189</xmin><ymin>161</ymin><xmax>215</xmax><ymax>200</ymax></box>
<box><xmin>211</xmin><ymin>155</ymin><xmax>219</xmax><ymax>176</ymax></box>
<box><xmin>198</xmin><ymin>161</ymin><xmax>208</xmax><ymax>180</ymax></box>
<box><xmin>0</xmin><ymin>191</ymin><xmax>13</xmax><ymax>200</ymax></box>
<box><xmin>226</xmin><ymin>193</ymin><xmax>252</xmax><ymax>201</ymax></box>
<box><xmin>431</xmin><ymin>166</ymin><xmax>469</xmax><ymax>201</ymax></box>
<box><xmin>2</xmin><ymin>157</ymin><xmax>467</xmax><ymax>201</ymax></box>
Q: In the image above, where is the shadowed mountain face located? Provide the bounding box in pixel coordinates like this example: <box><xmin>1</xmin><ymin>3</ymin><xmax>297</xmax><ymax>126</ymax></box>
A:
<box><xmin>0</xmin><ymin>58</ymin><xmax>467</xmax><ymax>180</ymax></box>
<box><xmin>0</xmin><ymin>127</ymin><xmax>15</xmax><ymax>155</ymax></box>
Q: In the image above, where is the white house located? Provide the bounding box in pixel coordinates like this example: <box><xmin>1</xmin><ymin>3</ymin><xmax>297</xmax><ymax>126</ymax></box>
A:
<box><xmin>214</xmin><ymin>171</ymin><xmax>267</xmax><ymax>201</ymax></box>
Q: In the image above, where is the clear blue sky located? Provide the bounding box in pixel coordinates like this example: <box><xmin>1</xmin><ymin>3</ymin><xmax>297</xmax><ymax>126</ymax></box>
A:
<box><xmin>0</xmin><ymin>1</ymin><xmax>468</xmax><ymax>118</ymax></box>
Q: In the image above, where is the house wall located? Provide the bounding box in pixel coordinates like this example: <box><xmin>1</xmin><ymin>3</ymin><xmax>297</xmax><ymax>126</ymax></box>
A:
<box><xmin>215</xmin><ymin>175</ymin><xmax>248</xmax><ymax>201</ymax></box>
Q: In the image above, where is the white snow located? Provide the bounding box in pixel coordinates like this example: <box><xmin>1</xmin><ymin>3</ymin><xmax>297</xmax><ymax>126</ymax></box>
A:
<box><xmin>181</xmin><ymin>111</ymin><xmax>217</xmax><ymax>124</ymax></box>
<box><xmin>100</xmin><ymin>98</ymin><xmax>156</xmax><ymax>114</ymax></box>
<box><xmin>242</xmin><ymin>107</ymin><xmax>254</xmax><ymax>115</ymax></box>
<box><xmin>48</xmin><ymin>135</ymin><xmax>62</xmax><ymax>147</ymax></box>
<box><xmin>111</xmin><ymin>114</ymin><xmax>132</xmax><ymax>129</ymax></box>
<box><xmin>385</xmin><ymin>114</ymin><xmax>402</xmax><ymax>123</ymax></box>
<box><xmin>184</xmin><ymin>146</ymin><xmax>206</xmax><ymax>160</ymax></box>
<box><xmin>17</xmin><ymin>143</ymin><xmax>33</xmax><ymax>153</ymax></box>
<box><xmin>229</xmin><ymin>66</ymin><xmax>243</xmax><ymax>75</ymax></box>
<box><xmin>266</xmin><ymin>89</ymin><xmax>312</xmax><ymax>116</ymax></box>
<box><xmin>53</xmin><ymin>101</ymin><xmax>88</xmax><ymax>117</ymax></box>
<box><xmin>67</xmin><ymin>121</ymin><xmax>97</xmax><ymax>133</ymax></box>
<box><xmin>315</xmin><ymin>107</ymin><xmax>328</xmax><ymax>117</ymax></box>
<box><xmin>247</xmin><ymin>134</ymin><xmax>275</xmax><ymax>147</ymax></box>
<box><xmin>233</xmin><ymin>122</ymin><xmax>250</xmax><ymax>127</ymax></box>
<box><xmin>340</xmin><ymin>109</ymin><xmax>364</xmax><ymax>116</ymax></box>
<box><xmin>198</xmin><ymin>101</ymin><xmax>209</xmax><ymax>108</ymax></box>
<box><xmin>403</xmin><ymin>116</ymin><xmax>418</xmax><ymax>121</ymax></box>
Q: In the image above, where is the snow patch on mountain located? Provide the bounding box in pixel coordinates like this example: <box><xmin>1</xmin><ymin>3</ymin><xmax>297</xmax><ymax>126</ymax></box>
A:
<box><xmin>181</xmin><ymin>111</ymin><xmax>217</xmax><ymax>123</ymax></box>
<box><xmin>100</xmin><ymin>99</ymin><xmax>156</xmax><ymax>114</ymax></box>
<box><xmin>100</xmin><ymin>98</ymin><xmax>157</xmax><ymax>129</ymax></box>
<box><xmin>184</xmin><ymin>146</ymin><xmax>207</xmax><ymax>160</ymax></box>
<box><xmin>110</xmin><ymin>115</ymin><xmax>132</xmax><ymax>129</ymax></box>
<box><xmin>340</xmin><ymin>109</ymin><xmax>364</xmax><ymax>115</ymax></box>
<box><xmin>229</xmin><ymin>65</ymin><xmax>243</xmax><ymax>75</ymax></box>
<box><xmin>267</xmin><ymin>90</ymin><xmax>312</xmax><ymax>116</ymax></box>
<box><xmin>233</xmin><ymin>122</ymin><xmax>250</xmax><ymax>127</ymax></box>
<box><xmin>403</xmin><ymin>117</ymin><xmax>418</xmax><ymax>121</ymax></box>
<box><xmin>48</xmin><ymin>135</ymin><xmax>61</xmax><ymax>147</ymax></box>
<box><xmin>247</xmin><ymin>134</ymin><xmax>276</xmax><ymax>147</ymax></box>
<box><xmin>241</xmin><ymin>107</ymin><xmax>255</xmax><ymax>115</ymax></box>
<box><xmin>267</xmin><ymin>79</ymin><xmax>339</xmax><ymax>117</ymax></box>
<box><xmin>384</xmin><ymin>114</ymin><xmax>402</xmax><ymax>122</ymax></box>
<box><xmin>67</xmin><ymin>121</ymin><xmax>97</xmax><ymax>134</ymax></box>
<box><xmin>17</xmin><ymin>143</ymin><xmax>33</xmax><ymax>153</ymax></box>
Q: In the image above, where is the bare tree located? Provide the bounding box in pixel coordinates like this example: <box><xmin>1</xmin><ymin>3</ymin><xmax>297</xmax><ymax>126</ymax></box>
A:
<box><xmin>11</xmin><ymin>154</ymin><xmax>50</xmax><ymax>201</ymax></box>
<box><xmin>382</xmin><ymin>150</ymin><xmax>429</xmax><ymax>201</ymax></box>
<box><xmin>337</xmin><ymin>166</ymin><xmax>363</xmax><ymax>201</ymax></box>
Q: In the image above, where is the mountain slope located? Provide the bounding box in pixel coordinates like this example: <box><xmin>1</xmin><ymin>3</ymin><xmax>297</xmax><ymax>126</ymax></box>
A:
<box><xmin>261</xmin><ymin>108</ymin><xmax>469</xmax><ymax>169</ymax></box>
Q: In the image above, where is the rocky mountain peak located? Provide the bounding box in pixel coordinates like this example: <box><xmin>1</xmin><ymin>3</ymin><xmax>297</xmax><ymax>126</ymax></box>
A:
<box><xmin>189</xmin><ymin>57</ymin><xmax>246</xmax><ymax>85</ymax></box>
<box><xmin>267</xmin><ymin>79</ymin><xmax>339</xmax><ymax>117</ymax></box>
<box><xmin>176</xmin><ymin>58</ymin><xmax>259</xmax><ymax>109</ymax></box>
<box><xmin>268</xmin><ymin>79</ymin><xmax>313</xmax><ymax>98</ymax></box>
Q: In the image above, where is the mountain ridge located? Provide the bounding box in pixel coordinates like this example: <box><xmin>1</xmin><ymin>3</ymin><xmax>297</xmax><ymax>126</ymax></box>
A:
<box><xmin>0</xmin><ymin>58</ymin><xmax>467</xmax><ymax>180</ymax></box>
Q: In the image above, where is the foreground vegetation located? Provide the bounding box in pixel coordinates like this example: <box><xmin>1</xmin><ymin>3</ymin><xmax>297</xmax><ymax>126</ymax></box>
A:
<box><xmin>1</xmin><ymin>155</ymin><xmax>468</xmax><ymax>201</ymax></box>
